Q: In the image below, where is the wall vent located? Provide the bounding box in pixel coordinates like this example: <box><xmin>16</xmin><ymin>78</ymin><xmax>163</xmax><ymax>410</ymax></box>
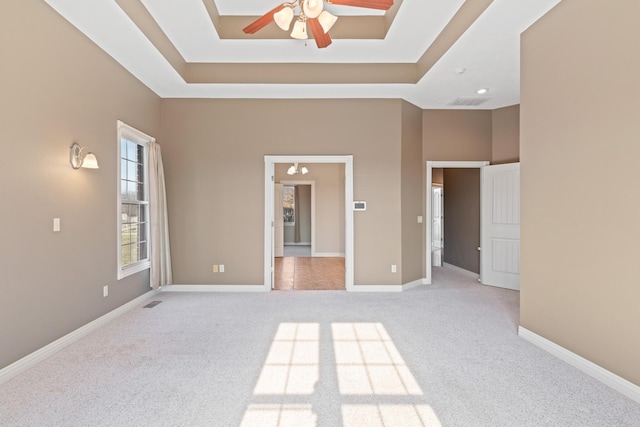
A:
<box><xmin>143</xmin><ymin>301</ymin><xmax>163</xmax><ymax>308</ymax></box>
<box><xmin>449</xmin><ymin>97</ymin><xmax>490</xmax><ymax>106</ymax></box>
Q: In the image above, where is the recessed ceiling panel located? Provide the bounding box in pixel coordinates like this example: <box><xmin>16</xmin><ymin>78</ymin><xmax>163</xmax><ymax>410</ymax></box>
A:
<box><xmin>43</xmin><ymin>0</ymin><xmax>562</xmax><ymax>108</ymax></box>
<box><xmin>140</xmin><ymin>0</ymin><xmax>467</xmax><ymax>63</ymax></box>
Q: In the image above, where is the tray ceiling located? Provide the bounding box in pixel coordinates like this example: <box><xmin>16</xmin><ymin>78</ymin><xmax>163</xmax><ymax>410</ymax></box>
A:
<box><xmin>43</xmin><ymin>0</ymin><xmax>561</xmax><ymax>109</ymax></box>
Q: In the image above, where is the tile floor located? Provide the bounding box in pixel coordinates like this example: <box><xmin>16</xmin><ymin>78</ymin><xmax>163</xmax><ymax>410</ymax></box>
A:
<box><xmin>283</xmin><ymin>244</ymin><xmax>311</xmax><ymax>257</ymax></box>
<box><xmin>274</xmin><ymin>256</ymin><xmax>345</xmax><ymax>290</ymax></box>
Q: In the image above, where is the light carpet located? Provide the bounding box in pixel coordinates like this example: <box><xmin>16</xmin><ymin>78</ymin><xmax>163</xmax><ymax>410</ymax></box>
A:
<box><xmin>1</xmin><ymin>267</ymin><xmax>639</xmax><ymax>426</ymax></box>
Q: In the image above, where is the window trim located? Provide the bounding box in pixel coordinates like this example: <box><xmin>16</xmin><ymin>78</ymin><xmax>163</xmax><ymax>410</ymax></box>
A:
<box><xmin>117</xmin><ymin>121</ymin><xmax>153</xmax><ymax>280</ymax></box>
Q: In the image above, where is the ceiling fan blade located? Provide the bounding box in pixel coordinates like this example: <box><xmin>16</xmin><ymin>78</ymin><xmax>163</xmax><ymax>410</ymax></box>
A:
<box><xmin>308</xmin><ymin>18</ymin><xmax>332</xmax><ymax>48</ymax></box>
<box><xmin>243</xmin><ymin>4</ymin><xmax>286</xmax><ymax>34</ymax></box>
<box><xmin>327</xmin><ymin>0</ymin><xmax>393</xmax><ymax>10</ymax></box>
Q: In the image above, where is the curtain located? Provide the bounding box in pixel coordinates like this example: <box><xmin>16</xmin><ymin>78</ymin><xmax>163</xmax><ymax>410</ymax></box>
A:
<box><xmin>294</xmin><ymin>185</ymin><xmax>301</xmax><ymax>243</ymax></box>
<box><xmin>148</xmin><ymin>141</ymin><xmax>172</xmax><ymax>289</ymax></box>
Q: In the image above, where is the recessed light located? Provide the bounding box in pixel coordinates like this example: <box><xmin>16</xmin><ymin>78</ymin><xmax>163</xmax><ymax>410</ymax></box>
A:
<box><xmin>476</xmin><ymin>88</ymin><xmax>489</xmax><ymax>94</ymax></box>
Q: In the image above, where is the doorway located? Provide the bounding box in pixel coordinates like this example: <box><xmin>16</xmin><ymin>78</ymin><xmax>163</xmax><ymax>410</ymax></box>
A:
<box><xmin>426</xmin><ymin>161</ymin><xmax>488</xmax><ymax>284</ymax></box>
<box><xmin>426</xmin><ymin>161</ymin><xmax>521</xmax><ymax>290</ymax></box>
<box><xmin>273</xmin><ymin>178</ymin><xmax>345</xmax><ymax>290</ymax></box>
<box><xmin>431</xmin><ymin>184</ymin><xmax>443</xmax><ymax>267</ymax></box>
<box><xmin>264</xmin><ymin>155</ymin><xmax>354</xmax><ymax>291</ymax></box>
<box><xmin>280</xmin><ymin>182</ymin><xmax>313</xmax><ymax>257</ymax></box>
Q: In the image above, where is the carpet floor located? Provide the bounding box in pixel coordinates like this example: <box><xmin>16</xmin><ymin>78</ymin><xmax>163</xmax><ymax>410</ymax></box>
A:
<box><xmin>1</xmin><ymin>267</ymin><xmax>639</xmax><ymax>426</ymax></box>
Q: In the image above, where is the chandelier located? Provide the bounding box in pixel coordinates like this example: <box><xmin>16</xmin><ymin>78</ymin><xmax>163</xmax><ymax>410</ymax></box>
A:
<box><xmin>243</xmin><ymin>0</ymin><xmax>394</xmax><ymax>49</ymax></box>
<box><xmin>287</xmin><ymin>162</ymin><xmax>309</xmax><ymax>175</ymax></box>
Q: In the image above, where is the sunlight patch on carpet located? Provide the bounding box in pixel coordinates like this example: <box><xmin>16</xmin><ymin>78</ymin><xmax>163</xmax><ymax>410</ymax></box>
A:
<box><xmin>253</xmin><ymin>323</ymin><xmax>319</xmax><ymax>395</ymax></box>
<box><xmin>342</xmin><ymin>404</ymin><xmax>442</xmax><ymax>427</ymax></box>
<box><xmin>332</xmin><ymin>322</ymin><xmax>422</xmax><ymax>395</ymax></box>
<box><xmin>243</xmin><ymin>322</ymin><xmax>442</xmax><ymax>426</ymax></box>
<box><xmin>240</xmin><ymin>404</ymin><xmax>317</xmax><ymax>427</ymax></box>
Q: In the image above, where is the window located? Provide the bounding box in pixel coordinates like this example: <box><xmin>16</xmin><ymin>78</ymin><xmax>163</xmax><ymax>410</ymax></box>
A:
<box><xmin>283</xmin><ymin>185</ymin><xmax>295</xmax><ymax>226</ymax></box>
<box><xmin>117</xmin><ymin>121</ymin><xmax>152</xmax><ymax>279</ymax></box>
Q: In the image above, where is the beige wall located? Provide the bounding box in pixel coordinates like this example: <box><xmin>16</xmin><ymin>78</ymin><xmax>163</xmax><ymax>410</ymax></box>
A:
<box><xmin>423</xmin><ymin>110</ymin><xmax>492</xmax><ymax>162</ymax></box>
<box><xmin>521</xmin><ymin>0</ymin><xmax>640</xmax><ymax>385</ymax></box>
<box><xmin>0</xmin><ymin>1</ymin><xmax>160</xmax><ymax>369</ymax></box>
<box><xmin>276</xmin><ymin>164</ymin><xmax>343</xmax><ymax>254</ymax></box>
<box><xmin>401</xmin><ymin>101</ymin><xmax>424</xmax><ymax>284</ymax></box>
<box><xmin>492</xmin><ymin>104</ymin><xmax>520</xmax><ymax>164</ymax></box>
<box><xmin>432</xmin><ymin>168</ymin><xmax>444</xmax><ymax>185</ymax></box>
<box><xmin>160</xmin><ymin>99</ymin><xmax>404</xmax><ymax>286</ymax></box>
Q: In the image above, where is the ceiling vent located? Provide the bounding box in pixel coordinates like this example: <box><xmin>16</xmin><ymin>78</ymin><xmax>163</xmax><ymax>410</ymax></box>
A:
<box><xmin>449</xmin><ymin>97</ymin><xmax>490</xmax><ymax>106</ymax></box>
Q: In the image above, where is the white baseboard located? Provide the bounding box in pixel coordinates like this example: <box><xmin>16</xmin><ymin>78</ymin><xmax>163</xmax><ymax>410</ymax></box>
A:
<box><xmin>350</xmin><ymin>278</ymin><xmax>428</xmax><ymax>293</ymax></box>
<box><xmin>518</xmin><ymin>326</ymin><xmax>640</xmax><ymax>404</ymax></box>
<box><xmin>161</xmin><ymin>284</ymin><xmax>267</xmax><ymax>292</ymax></box>
<box><xmin>163</xmin><ymin>282</ymin><xmax>423</xmax><ymax>293</ymax></box>
<box><xmin>443</xmin><ymin>262</ymin><xmax>480</xmax><ymax>279</ymax></box>
<box><xmin>402</xmin><ymin>278</ymin><xmax>428</xmax><ymax>291</ymax></box>
<box><xmin>350</xmin><ymin>285</ymin><xmax>403</xmax><ymax>292</ymax></box>
<box><xmin>312</xmin><ymin>253</ymin><xmax>345</xmax><ymax>258</ymax></box>
<box><xmin>0</xmin><ymin>289</ymin><xmax>158</xmax><ymax>385</ymax></box>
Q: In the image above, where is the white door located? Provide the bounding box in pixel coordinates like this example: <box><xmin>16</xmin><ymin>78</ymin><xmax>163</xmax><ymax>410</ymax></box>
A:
<box><xmin>432</xmin><ymin>186</ymin><xmax>444</xmax><ymax>266</ymax></box>
<box><xmin>274</xmin><ymin>183</ymin><xmax>284</xmax><ymax>258</ymax></box>
<box><xmin>481</xmin><ymin>163</ymin><xmax>520</xmax><ymax>290</ymax></box>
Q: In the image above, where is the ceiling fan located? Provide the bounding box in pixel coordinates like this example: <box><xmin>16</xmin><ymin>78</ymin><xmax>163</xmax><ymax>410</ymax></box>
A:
<box><xmin>242</xmin><ymin>0</ymin><xmax>394</xmax><ymax>48</ymax></box>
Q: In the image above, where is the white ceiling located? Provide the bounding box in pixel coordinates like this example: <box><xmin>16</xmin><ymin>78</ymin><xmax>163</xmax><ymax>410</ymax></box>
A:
<box><xmin>43</xmin><ymin>0</ymin><xmax>561</xmax><ymax>109</ymax></box>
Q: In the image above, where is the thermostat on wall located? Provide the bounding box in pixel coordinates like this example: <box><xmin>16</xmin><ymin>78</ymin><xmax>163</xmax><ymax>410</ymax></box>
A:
<box><xmin>354</xmin><ymin>201</ymin><xmax>367</xmax><ymax>211</ymax></box>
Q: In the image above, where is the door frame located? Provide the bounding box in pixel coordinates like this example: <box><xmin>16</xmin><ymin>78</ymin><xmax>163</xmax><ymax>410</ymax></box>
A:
<box><xmin>274</xmin><ymin>183</ymin><xmax>285</xmax><ymax>258</ymax></box>
<box><xmin>265</xmin><ymin>155</ymin><xmax>354</xmax><ymax>291</ymax></box>
<box><xmin>279</xmin><ymin>181</ymin><xmax>316</xmax><ymax>256</ymax></box>
<box><xmin>425</xmin><ymin>161</ymin><xmax>489</xmax><ymax>285</ymax></box>
<box><xmin>431</xmin><ymin>184</ymin><xmax>443</xmax><ymax>267</ymax></box>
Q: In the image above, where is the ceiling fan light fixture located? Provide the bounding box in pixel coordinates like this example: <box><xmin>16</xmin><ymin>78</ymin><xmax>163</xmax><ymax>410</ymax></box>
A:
<box><xmin>274</xmin><ymin>5</ymin><xmax>295</xmax><ymax>31</ymax></box>
<box><xmin>290</xmin><ymin>18</ymin><xmax>308</xmax><ymax>39</ymax></box>
<box><xmin>301</xmin><ymin>166</ymin><xmax>309</xmax><ymax>174</ymax></box>
<box><xmin>287</xmin><ymin>165</ymin><xmax>297</xmax><ymax>175</ymax></box>
<box><xmin>318</xmin><ymin>11</ymin><xmax>338</xmax><ymax>33</ymax></box>
<box><xmin>244</xmin><ymin>0</ymin><xmax>393</xmax><ymax>48</ymax></box>
<box><xmin>303</xmin><ymin>0</ymin><xmax>324</xmax><ymax>19</ymax></box>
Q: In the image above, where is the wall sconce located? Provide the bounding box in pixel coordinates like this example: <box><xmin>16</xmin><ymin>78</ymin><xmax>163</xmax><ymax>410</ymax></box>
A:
<box><xmin>70</xmin><ymin>143</ymin><xmax>99</xmax><ymax>169</ymax></box>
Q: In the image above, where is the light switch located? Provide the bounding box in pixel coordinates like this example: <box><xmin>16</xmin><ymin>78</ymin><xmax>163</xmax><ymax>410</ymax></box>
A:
<box><xmin>417</xmin><ymin>216</ymin><xmax>423</xmax><ymax>224</ymax></box>
<box><xmin>53</xmin><ymin>218</ymin><xmax>61</xmax><ymax>232</ymax></box>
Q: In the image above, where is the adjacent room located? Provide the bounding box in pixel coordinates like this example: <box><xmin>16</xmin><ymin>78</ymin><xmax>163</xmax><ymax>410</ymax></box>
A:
<box><xmin>273</xmin><ymin>162</ymin><xmax>346</xmax><ymax>291</ymax></box>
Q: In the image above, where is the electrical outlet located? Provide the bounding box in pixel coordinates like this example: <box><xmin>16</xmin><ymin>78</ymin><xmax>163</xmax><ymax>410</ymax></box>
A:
<box><xmin>219</xmin><ymin>264</ymin><xmax>225</xmax><ymax>273</ymax></box>
<box><xmin>391</xmin><ymin>264</ymin><xmax>397</xmax><ymax>273</ymax></box>
<box><xmin>53</xmin><ymin>218</ymin><xmax>61</xmax><ymax>232</ymax></box>
<box><xmin>103</xmin><ymin>285</ymin><xmax>108</xmax><ymax>297</ymax></box>
<box><xmin>213</xmin><ymin>264</ymin><xmax>218</xmax><ymax>273</ymax></box>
